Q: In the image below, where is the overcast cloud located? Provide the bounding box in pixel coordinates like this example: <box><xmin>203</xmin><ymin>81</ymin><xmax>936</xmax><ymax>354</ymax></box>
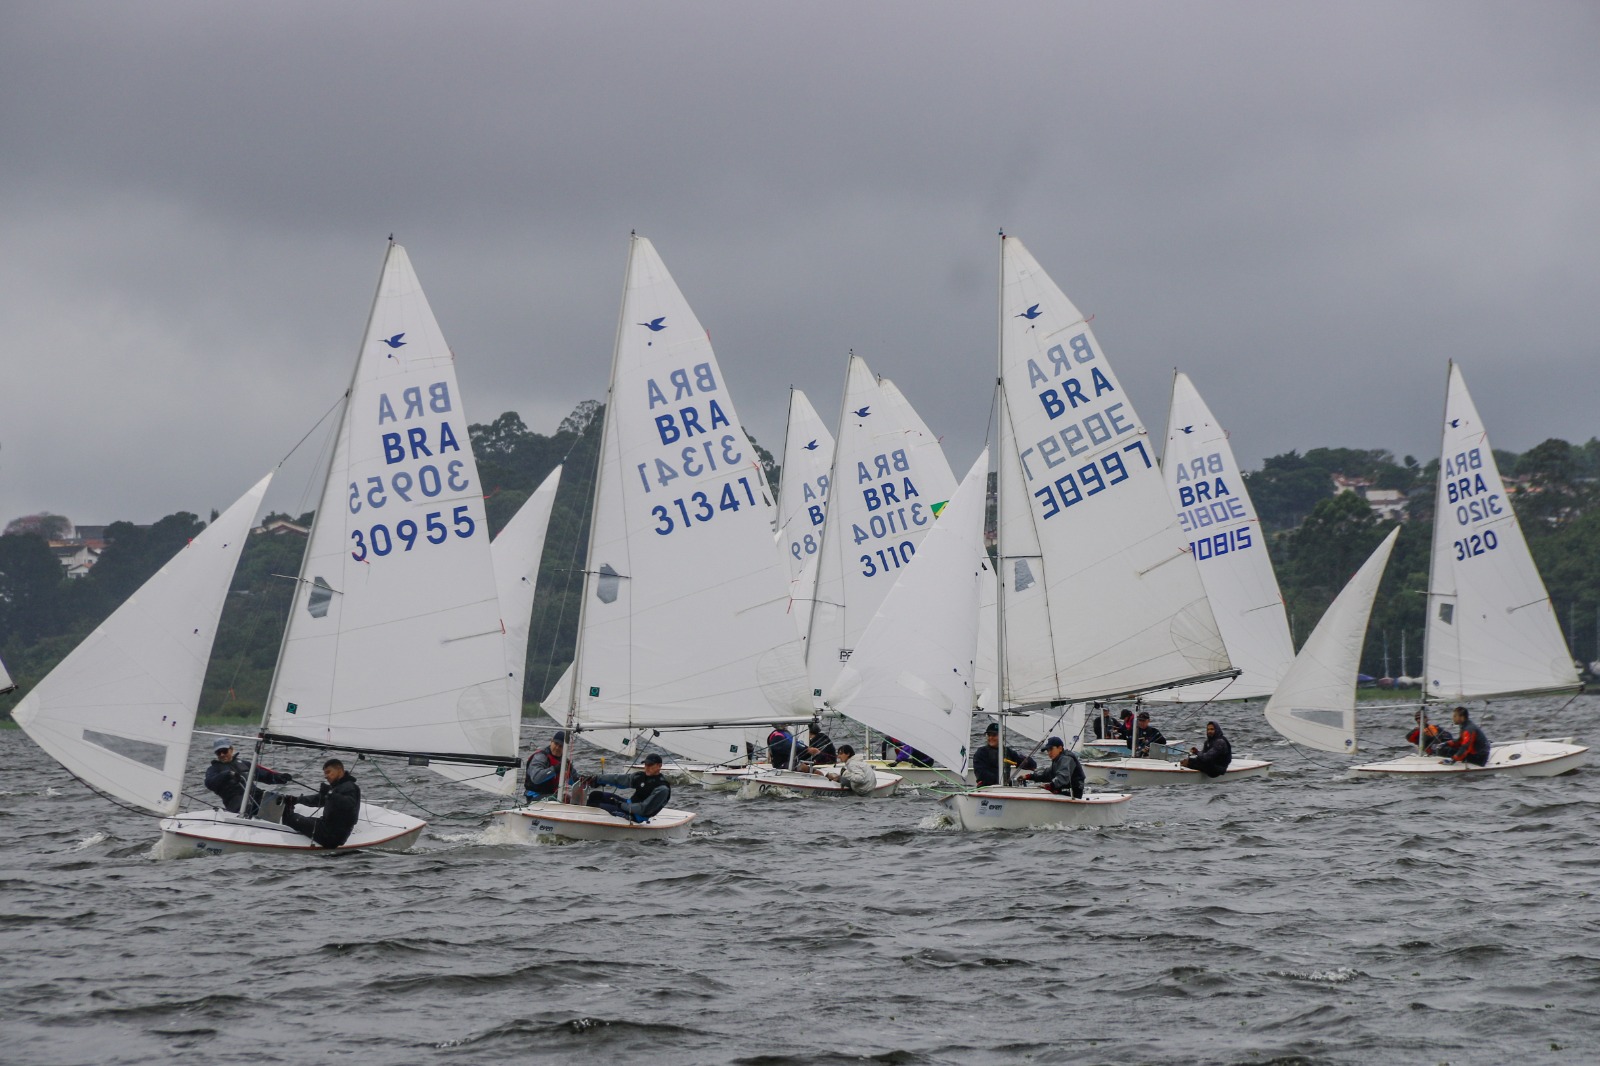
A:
<box><xmin>2</xmin><ymin>1</ymin><xmax>1597</xmax><ymax>526</ymax></box>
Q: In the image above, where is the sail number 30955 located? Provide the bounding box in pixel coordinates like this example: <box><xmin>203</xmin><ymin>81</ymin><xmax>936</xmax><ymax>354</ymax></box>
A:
<box><xmin>351</xmin><ymin>506</ymin><xmax>475</xmax><ymax>560</ymax></box>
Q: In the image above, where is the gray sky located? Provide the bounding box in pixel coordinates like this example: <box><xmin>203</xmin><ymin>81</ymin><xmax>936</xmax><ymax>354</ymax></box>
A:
<box><xmin>3</xmin><ymin>2</ymin><xmax>1597</xmax><ymax>527</ymax></box>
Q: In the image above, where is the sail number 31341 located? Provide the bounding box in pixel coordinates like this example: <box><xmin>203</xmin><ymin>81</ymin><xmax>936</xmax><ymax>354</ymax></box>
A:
<box><xmin>652</xmin><ymin>477</ymin><xmax>760</xmax><ymax>535</ymax></box>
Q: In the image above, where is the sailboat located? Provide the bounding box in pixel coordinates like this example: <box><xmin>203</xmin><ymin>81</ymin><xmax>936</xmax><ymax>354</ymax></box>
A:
<box><xmin>492</xmin><ymin>234</ymin><xmax>813</xmax><ymax>838</ymax></box>
<box><xmin>1151</xmin><ymin>371</ymin><xmax>1295</xmax><ymax>702</ymax></box>
<box><xmin>1263</xmin><ymin>528</ymin><xmax>1399</xmax><ymax>752</ymax></box>
<box><xmin>1351</xmin><ymin>363</ymin><xmax>1586</xmax><ymax>778</ymax></box>
<box><xmin>0</xmin><ymin>652</ymin><xmax>14</xmax><ymax>694</ymax></box>
<box><xmin>831</xmin><ymin>451</ymin><xmax>988</xmax><ymax>789</ymax></box>
<box><xmin>947</xmin><ymin>234</ymin><xmax>1235</xmax><ymax>826</ymax></box>
<box><xmin>162</xmin><ymin>240</ymin><xmax>526</xmax><ymax>853</ymax></box>
<box><xmin>775</xmin><ymin>387</ymin><xmax>834</xmax><ymax>643</ymax></box>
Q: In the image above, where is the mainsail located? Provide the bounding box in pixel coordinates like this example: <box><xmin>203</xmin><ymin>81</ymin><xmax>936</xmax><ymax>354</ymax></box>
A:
<box><xmin>806</xmin><ymin>354</ymin><xmax>958</xmax><ymax>702</ymax></box>
<box><xmin>995</xmin><ymin>236</ymin><xmax>1231</xmax><ymax>704</ymax></box>
<box><xmin>13</xmin><ymin>475</ymin><xmax>272</xmax><ymax>814</ymax></box>
<box><xmin>1423</xmin><ymin>362</ymin><xmax>1580</xmax><ymax>701</ymax></box>
<box><xmin>263</xmin><ymin>242</ymin><xmax>516</xmax><ymax>766</ymax></box>
<box><xmin>567</xmin><ymin>235</ymin><xmax>812</xmax><ymax>764</ymax></box>
<box><xmin>1151</xmin><ymin>371</ymin><xmax>1294</xmax><ymax>701</ymax></box>
<box><xmin>775</xmin><ymin>387</ymin><xmax>834</xmax><ymax>642</ymax></box>
<box><xmin>1264</xmin><ymin>527</ymin><xmax>1399</xmax><ymax>753</ymax></box>
<box><xmin>833</xmin><ymin>451</ymin><xmax>990</xmax><ymax>775</ymax></box>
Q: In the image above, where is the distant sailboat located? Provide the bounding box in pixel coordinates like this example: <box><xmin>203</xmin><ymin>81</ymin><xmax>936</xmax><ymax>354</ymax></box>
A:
<box><xmin>495</xmin><ymin>235</ymin><xmax>813</xmax><ymax>839</ymax></box>
<box><xmin>0</xmin><ymin>652</ymin><xmax>14</xmax><ymax>694</ymax></box>
<box><xmin>775</xmin><ymin>387</ymin><xmax>834</xmax><ymax>642</ymax></box>
<box><xmin>1353</xmin><ymin>363</ymin><xmax>1586</xmax><ymax>778</ymax></box>
<box><xmin>1263</xmin><ymin>528</ymin><xmax>1400</xmax><ymax>752</ymax></box>
<box><xmin>1149</xmin><ymin>371</ymin><xmax>1295</xmax><ymax>702</ymax></box>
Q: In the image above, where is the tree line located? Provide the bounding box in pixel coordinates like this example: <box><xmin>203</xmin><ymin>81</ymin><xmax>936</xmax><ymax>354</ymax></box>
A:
<box><xmin>3</xmin><ymin>414</ymin><xmax>1596</xmax><ymax>723</ymax></box>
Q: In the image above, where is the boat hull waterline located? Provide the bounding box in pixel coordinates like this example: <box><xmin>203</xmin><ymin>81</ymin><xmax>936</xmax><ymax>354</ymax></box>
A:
<box><xmin>728</xmin><ymin>767</ymin><xmax>903</xmax><ymax>797</ymax></box>
<box><xmin>940</xmin><ymin>787</ymin><xmax>1131</xmax><ymax>831</ymax></box>
<box><xmin>157</xmin><ymin>803</ymin><xmax>425</xmax><ymax>858</ymax></box>
<box><xmin>1348</xmin><ymin>740</ymin><xmax>1587</xmax><ymax>779</ymax></box>
<box><xmin>1082</xmin><ymin>757</ymin><xmax>1272</xmax><ymax>787</ymax></box>
<box><xmin>492</xmin><ymin>801</ymin><xmax>696</xmax><ymax>842</ymax></box>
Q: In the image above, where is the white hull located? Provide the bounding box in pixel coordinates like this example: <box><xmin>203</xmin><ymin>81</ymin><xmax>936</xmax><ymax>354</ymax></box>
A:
<box><xmin>735</xmin><ymin>767</ymin><xmax>902</xmax><ymax>797</ymax></box>
<box><xmin>940</xmin><ymin>787</ymin><xmax>1131</xmax><ymax>831</ymax></box>
<box><xmin>1083</xmin><ymin>757</ymin><xmax>1272</xmax><ymax>787</ymax></box>
<box><xmin>1349</xmin><ymin>739</ymin><xmax>1588</xmax><ymax>779</ymax></box>
<box><xmin>867</xmin><ymin>760</ymin><xmax>974</xmax><ymax>788</ymax></box>
<box><xmin>156</xmin><ymin>803</ymin><xmax>425</xmax><ymax>858</ymax></box>
<box><xmin>491</xmin><ymin>800</ymin><xmax>696</xmax><ymax>842</ymax></box>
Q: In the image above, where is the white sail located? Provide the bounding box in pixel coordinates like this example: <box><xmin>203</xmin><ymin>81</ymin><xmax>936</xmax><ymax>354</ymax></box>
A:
<box><xmin>807</xmin><ymin>356</ymin><xmax>958</xmax><ymax>702</ymax></box>
<box><xmin>974</xmin><ymin>577</ymin><xmax>997</xmax><ymax>713</ymax></box>
<box><xmin>567</xmin><ymin>235</ymin><xmax>811</xmax><ymax>765</ymax></box>
<box><xmin>1424</xmin><ymin>362</ymin><xmax>1579</xmax><ymax>700</ymax></box>
<box><xmin>833</xmin><ymin>451</ymin><xmax>989</xmax><ymax>774</ymax></box>
<box><xmin>776</xmin><ymin>388</ymin><xmax>835</xmax><ymax>581</ymax></box>
<box><xmin>0</xmin><ymin>652</ymin><xmax>13</xmax><ymax>694</ymax></box>
<box><xmin>264</xmin><ymin>243</ymin><xmax>516</xmax><ymax>765</ymax></box>
<box><xmin>996</xmin><ymin>236</ymin><xmax>1230</xmax><ymax>704</ymax></box>
<box><xmin>1264</xmin><ymin>527</ymin><xmax>1399</xmax><ymax>753</ymax></box>
<box><xmin>433</xmin><ymin>465</ymin><xmax>563</xmax><ymax>795</ymax></box>
<box><xmin>13</xmin><ymin>475</ymin><xmax>272</xmax><ymax>815</ymax></box>
<box><xmin>1151</xmin><ymin>371</ymin><xmax>1294</xmax><ymax>701</ymax></box>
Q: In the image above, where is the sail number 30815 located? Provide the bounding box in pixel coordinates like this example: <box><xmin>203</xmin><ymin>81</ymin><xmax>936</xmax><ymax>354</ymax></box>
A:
<box><xmin>351</xmin><ymin>506</ymin><xmax>475</xmax><ymax>560</ymax></box>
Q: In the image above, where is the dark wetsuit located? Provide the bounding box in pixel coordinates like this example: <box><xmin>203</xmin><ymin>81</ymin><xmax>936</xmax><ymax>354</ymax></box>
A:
<box><xmin>973</xmin><ymin>743</ymin><xmax>1036</xmax><ymax>787</ymax></box>
<box><xmin>1443</xmin><ymin>721</ymin><xmax>1489</xmax><ymax>767</ymax></box>
<box><xmin>767</xmin><ymin>730</ymin><xmax>796</xmax><ymax>769</ymax></box>
<box><xmin>800</xmin><ymin>731</ymin><xmax>836</xmax><ymax>766</ymax></box>
<box><xmin>1132</xmin><ymin>725</ymin><xmax>1168</xmax><ymax>757</ymax></box>
<box><xmin>283</xmin><ymin>773</ymin><xmax>361</xmax><ymax>848</ymax></box>
<box><xmin>1407</xmin><ymin>724</ymin><xmax>1451</xmax><ymax>756</ymax></box>
<box><xmin>1031</xmin><ymin>751</ymin><xmax>1086</xmax><ymax>799</ymax></box>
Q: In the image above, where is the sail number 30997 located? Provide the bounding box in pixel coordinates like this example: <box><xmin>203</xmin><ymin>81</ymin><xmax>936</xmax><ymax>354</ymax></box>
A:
<box><xmin>351</xmin><ymin>506</ymin><xmax>475</xmax><ymax>560</ymax></box>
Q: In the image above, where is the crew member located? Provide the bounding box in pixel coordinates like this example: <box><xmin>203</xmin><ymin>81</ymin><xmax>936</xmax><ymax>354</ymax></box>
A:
<box><xmin>797</xmin><ymin>722</ymin><xmax>836</xmax><ymax>770</ymax></box>
<box><xmin>282</xmin><ymin>759</ymin><xmax>361</xmax><ymax>849</ymax></box>
<box><xmin>1406</xmin><ymin>710</ymin><xmax>1451</xmax><ymax>756</ymax></box>
<box><xmin>884</xmin><ymin>737</ymin><xmax>934</xmax><ymax>768</ymax></box>
<box><xmin>1180</xmin><ymin>721</ymin><xmax>1232</xmax><ymax>777</ymax></box>
<box><xmin>204</xmin><ymin>737</ymin><xmax>292</xmax><ymax>817</ymax></box>
<box><xmin>1130</xmin><ymin>711</ymin><xmax>1168</xmax><ymax>757</ymax></box>
<box><xmin>973</xmin><ymin>723</ymin><xmax>1036</xmax><ymax>787</ymax></box>
<box><xmin>767</xmin><ymin>725</ymin><xmax>797</xmax><ymax>769</ymax></box>
<box><xmin>1439</xmin><ymin>706</ymin><xmax>1490</xmax><ymax>767</ymax></box>
<box><xmin>1017</xmin><ymin>736</ymin><xmax>1085</xmax><ymax>798</ymax></box>
<box><xmin>586</xmin><ymin>753</ymin><xmax>673</xmax><ymax>822</ymax></box>
<box><xmin>525</xmin><ymin>731</ymin><xmax>577</xmax><ymax>800</ymax></box>
<box><xmin>824</xmin><ymin>744</ymin><xmax>878</xmax><ymax>795</ymax></box>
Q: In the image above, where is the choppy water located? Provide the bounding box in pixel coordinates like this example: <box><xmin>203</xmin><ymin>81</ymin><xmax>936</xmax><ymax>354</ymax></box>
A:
<box><xmin>3</xmin><ymin>696</ymin><xmax>1598</xmax><ymax>1065</ymax></box>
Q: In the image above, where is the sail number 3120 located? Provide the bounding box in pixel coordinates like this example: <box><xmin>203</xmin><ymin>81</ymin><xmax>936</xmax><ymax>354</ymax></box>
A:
<box><xmin>351</xmin><ymin>506</ymin><xmax>475</xmax><ymax>560</ymax></box>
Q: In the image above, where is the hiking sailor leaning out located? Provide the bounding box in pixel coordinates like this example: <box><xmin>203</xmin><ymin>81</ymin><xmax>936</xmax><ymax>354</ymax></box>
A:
<box><xmin>823</xmin><ymin>744</ymin><xmax>877</xmax><ymax>795</ymax></box>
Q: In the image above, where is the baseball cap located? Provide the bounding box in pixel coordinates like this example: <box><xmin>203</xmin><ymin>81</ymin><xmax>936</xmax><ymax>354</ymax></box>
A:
<box><xmin>211</xmin><ymin>737</ymin><xmax>234</xmax><ymax>753</ymax></box>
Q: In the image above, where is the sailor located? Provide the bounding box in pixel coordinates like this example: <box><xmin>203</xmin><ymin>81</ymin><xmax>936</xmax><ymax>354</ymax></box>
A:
<box><xmin>524</xmin><ymin>731</ymin><xmax>577</xmax><ymax>800</ymax></box>
<box><xmin>797</xmin><ymin>722</ymin><xmax>837</xmax><ymax>770</ymax></box>
<box><xmin>1406</xmin><ymin>710</ymin><xmax>1451</xmax><ymax>756</ymax></box>
<box><xmin>282</xmin><ymin>759</ymin><xmax>361</xmax><ymax>849</ymax></box>
<box><xmin>203</xmin><ymin>737</ymin><xmax>292</xmax><ymax>817</ymax></box>
<box><xmin>823</xmin><ymin>744</ymin><xmax>878</xmax><ymax>795</ymax></box>
<box><xmin>884</xmin><ymin>736</ymin><xmax>934</xmax><ymax>768</ymax></box>
<box><xmin>1439</xmin><ymin>706</ymin><xmax>1490</xmax><ymax>767</ymax></box>
<box><xmin>1179</xmin><ymin>721</ymin><xmax>1233</xmax><ymax>777</ymax></box>
<box><xmin>972</xmin><ymin>723</ymin><xmax>1036</xmax><ymax>787</ymax></box>
<box><xmin>767</xmin><ymin>725</ymin><xmax>797</xmax><ymax>769</ymax></box>
<box><xmin>1089</xmin><ymin>703</ymin><xmax>1116</xmax><ymax>740</ymax></box>
<box><xmin>1130</xmin><ymin>711</ymin><xmax>1168</xmax><ymax>757</ymax></box>
<box><xmin>585</xmin><ymin>753</ymin><xmax>673</xmax><ymax>822</ymax></box>
<box><xmin>1017</xmin><ymin>736</ymin><xmax>1085</xmax><ymax>799</ymax></box>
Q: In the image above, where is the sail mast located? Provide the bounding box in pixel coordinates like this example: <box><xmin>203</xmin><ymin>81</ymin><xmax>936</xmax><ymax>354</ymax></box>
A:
<box><xmin>559</xmin><ymin>232</ymin><xmax>638</xmax><ymax>800</ymax></box>
<box><xmin>995</xmin><ymin>233</ymin><xmax>1009</xmax><ymax>778</ymax></box>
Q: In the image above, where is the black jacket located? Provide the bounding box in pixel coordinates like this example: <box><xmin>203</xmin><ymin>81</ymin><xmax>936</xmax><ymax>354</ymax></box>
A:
<box><xmin>293</xmin><ymin>773</ymin><xmax>362</xmax><ymax>847</ymax></box>
<box><xmin>592</xmin><ymin>771</ymin><xmax>672</xmax><ymax>819</ymax></box>
<box><xmin>1031</xmin><ymin>751</ymin><xmax>1085</xmax><ymax>799</ymax></box>
<box><xmin>204</xmin><ymin>757</ymin><xmax>291</xmax><ymax>813</ymax></box>
<box><xmin>1132</xmin><ymin>725</ymin><xmax>1168</xmax><ymax>757</ymax></box>
<box><xmin>1188</xmin><ymin>729</ymin><xmax>1233</xmax><ymax>778</ymax></box>
<box><xmin>800</xmin><ymin>731</ymin><xmax>836</xmax><ymax>765</ymax></box>
<box><xmin>973</xmin><ymin>742</ymin><xmax>1036</xmax><ymax>787</ymax></box>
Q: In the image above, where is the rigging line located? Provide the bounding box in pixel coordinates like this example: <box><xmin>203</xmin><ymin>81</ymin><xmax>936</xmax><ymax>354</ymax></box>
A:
<box><xmin>277</xmin><ymin>394</ymin><xmax>346</xmax><ymax>469</ymax></box>
<box><xmin>1284</xmin><ymin>741</ymin><xmax>1343</xmax><ymax>772</ymax></box>
<box><xmin>62</xmin><ymin>767</ymin><xmax>162</xmax><ymax>820</ymax></box>
<box><xmin>364</xmin><ymin>758</ymin><xmax>483</xmax><ymax>822</ymax></box>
